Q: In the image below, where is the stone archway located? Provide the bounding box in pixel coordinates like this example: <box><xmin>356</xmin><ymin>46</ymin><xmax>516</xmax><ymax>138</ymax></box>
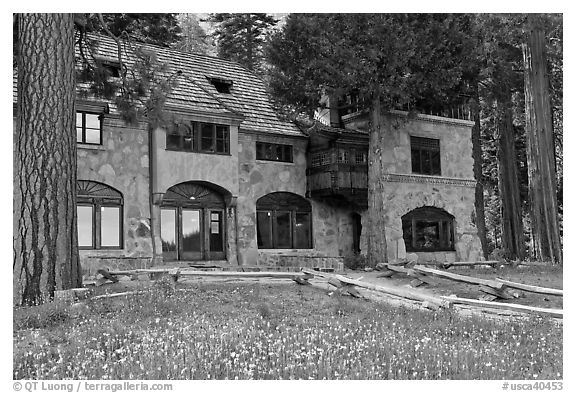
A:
<box><xmin>160</xmin><ymin>181</ymin><xmax>229</xmax><ymax>261</ymax></box>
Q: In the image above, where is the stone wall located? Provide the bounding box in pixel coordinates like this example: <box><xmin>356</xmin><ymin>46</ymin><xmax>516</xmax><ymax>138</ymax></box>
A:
<box><xmin>380</xmin><ymin>179</ymin><xmax>481</xmax><ymax>263</ymax></box>
<box><xmin>371</xmin><ymin>112</ymin><xmax>482</xmax><ymax>263</ymax></box>
<box><xmin>310</xmin><ymin>200</ymin><xmax>357</xmax><ymax>257</ymax></box>
<box><xmin>77</xmin><ymin>116</ymin><xmax>153</xmax><ymax>276</ymax></box>
<box><xmin>236</xmin><ymin>131</ymin><xmax>308</xmax><ymax>265</ymax></box>
<box><xmin>150</xmin><ymin>117</ymin><xmax>241</xmax><ymax>265</ymax></box>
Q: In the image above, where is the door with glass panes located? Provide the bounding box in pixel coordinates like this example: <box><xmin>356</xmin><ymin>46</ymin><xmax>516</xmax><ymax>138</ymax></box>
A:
<box><xmin>160</xmin><ymin>182</ymin><xmax>225</xmax><ymax>261</ymax></box>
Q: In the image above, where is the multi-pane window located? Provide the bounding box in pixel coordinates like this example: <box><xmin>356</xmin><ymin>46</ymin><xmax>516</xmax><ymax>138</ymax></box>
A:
<box><xmin>166</xmin><ymin>121</ymin><xmax>230</xmax><ymax>154</ymax></box>
<box><xmin>411</xmin><ymin>136</ymin><xmax>441</xmax><ymax>176</ymax></box>
<box><xmin>311</xmin><ymin>151</ymin><xmax>330</xmax><ymax>167</ymax></box>
<box><xmin>402</xmin><ymin>207</ymin><xmax>454</xmax><ymax>252</ymax></box>
<box><xmin>338</xmin><ymin>149</ymin><xmax>349</xmax><ymax>164</ymax></box>
<box><xmin>256</xmin><ymin>142</ymin><xmax>293</xmax><ymax>163</ymax></box>
<box><xmin>76</xmin><ymin>181</ymin><xmax>123</xmax><ymax>249</ymax></box>
<box><xmin>354</xmin><ymin>151</ymin><xmax>367</xmax><ymax>165</ymax></box>
<box><xmin>76</xmin><ymin>112</ymin><xmax>102</xmax><ymax>144</ymax></box>
<box><xmin>256</xmin><ymin>192</ymin><xmax>312</xmax><ymax>249</ymax></box>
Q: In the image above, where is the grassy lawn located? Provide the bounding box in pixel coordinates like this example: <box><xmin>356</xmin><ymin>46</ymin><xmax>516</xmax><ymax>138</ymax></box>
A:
<box><xmin>13</xmin><ymin>278</ymin><xmax>562</xmax><ymax>380</ymax></box>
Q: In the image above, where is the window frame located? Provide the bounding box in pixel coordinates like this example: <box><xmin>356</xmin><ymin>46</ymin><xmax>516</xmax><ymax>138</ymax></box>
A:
<box><xmin>256</xmin><ymin>141</ymin><xmax>293</xmax><ymax>163</ymax></box>
<box><xmin>402</xmin><ymin>207</ymin><xmax>454</xmax><ymax>252</ymax></box>
<box><xmin>256</xmin><ymin>192</ymin><xmax>312</xmax><ymax>249</ymax></box>
<box><xmin>410</xmin><ymin>136</ymin><xmax>441</xmax><ymax>176</ymax></box>
<box><xmin>77</xmin><ymin>182</ymin><xmax>123</xmax><ymax>250</ymax></box>
<box><xmin>166</xmin><ymin>121</ymin><xmax>230</xmax><ymax>155</ymax></box>
<box><xmin>76</xmin><ymin>111</ymin><xmax>103</xmax><ymax>145</ymax></box>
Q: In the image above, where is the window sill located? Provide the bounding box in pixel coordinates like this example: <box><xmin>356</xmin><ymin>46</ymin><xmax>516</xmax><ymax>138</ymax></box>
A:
<box><xmin>78</xmin><ymin>144</ymin><xmax>105</xmax><ymax>151</ymax></box>
<box><xmin>164</xmin><ymin>148</ymin><xmax>231</xmax><ymax>156</ymax></box>
<box><xmin>255</xmin><ymin>159</ymin><xmax>295</xmax><ymax>165</ymax></box>
<box><xmin>407</xmin><ymin>250</ymin><xmax>456</xmax><ymax>253</ymax></box>
<box><xmin>258</xmin><ymin>248</ymin><xmax>314</xmax><ymax>253</ymax></box>
<box><xmin>412</xmin><ymin>172</ymin><xmax>442</xmax><ymax>177</ymax></box>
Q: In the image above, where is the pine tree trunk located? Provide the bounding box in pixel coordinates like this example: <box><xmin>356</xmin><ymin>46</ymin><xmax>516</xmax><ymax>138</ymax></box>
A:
<box><xmin>522</xmin><ymin>28</ymin><xmax>563</xmax><ymax>264</ymax></box>
<box><xmin>367</xmin><ymin>95</ymin><xmax>388</xmax><ymax>266</ymax></box>
<box><xmin>496</xmin><ymin>100</ymin><xmax>526</xmax><ymax>261</ymax></box>
<box><xmin>470</xmin><ymin>91</ymin><xmax>489</xmax><ymax>259</ymax></box>
<box><xmin>13</xmin><ymin>13</ymin><xmax>81</xmax><ymax>305</ymax></box>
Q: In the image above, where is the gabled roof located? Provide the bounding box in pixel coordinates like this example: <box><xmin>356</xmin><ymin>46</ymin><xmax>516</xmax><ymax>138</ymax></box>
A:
<box><xmin>14</xmin><ymin>33</ymin><xmax>304</xmax><ymax>138</ymax></box>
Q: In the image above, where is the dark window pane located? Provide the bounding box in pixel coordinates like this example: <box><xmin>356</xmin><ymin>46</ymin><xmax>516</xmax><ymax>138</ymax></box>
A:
<box><xmin>216</xmin><ymin>138</ymin><xmax>225</xmax><ymax>153</ymax></box>
<box><xmin>209</xmin><ymin>211</ymin><xmax>223</xmax><ymax>252</ymax></box>
<box><xmin>275</xmin><ymin>211</ymin><xmax>292</xmax><ymax>248</ymax></box>
<box><xmin>161</xmin><ymin>209</ymin><xmax>177</xmax><ymax>255</ymax></box>
<box><xmin>431</xmin><ymin>150</ymin><xmax>441</xmax><ymax>175</ymax></box>
<box><xmin>402</xmin><ymin>219</ymin><xmax>413</xmax><ymax>251</ymax></box>
<box><xmin>216</xmin><ymin>126</ymin><xmax>230</xmax><ymax>153</ymax></box>
<box><xmin>265</xmin><ymin>144</ymin><xmax>272</xmax><ymax>160</ymax></box>
<box><xmin>182</xmin><ymin>209</ymin><xmax>201</xmax><ymax>252</ymax></box>
<box><xmin>257</xmin><ymin>211</ymin><xmax>273</xmax><ymax>248</ymax></box>
<box><xmin>77</xmin><ymin>205</ymin><xmax>93</xmax><ymax>248</ymax></box>
<box><xmin>422</xmin><ymin>151</ymin><xmax>431</xmax><ymax>174</ymax></box>
<box><xmin>285</xmin><ymin>145</ymin><xmax>293</xmax><ymax>162</ymax></box>
<box><xmin>200</xmin><ymin>123</ymin><xmax>214</xmax><ymax>151</ymax></box>
<box><xmin>294</xmin><ymin>212</ymin><xmax>311</xmax><ymax>249</ymax></box>
<box><xmin>411</xmin><ymin>149</ymin><xmax>421</xmax><ymax>173</ymax></box>
<box><xmin>415</xmin><ymin>221</ymin><xmax>440</xmax><ymax>250</ymax></box>
<box><xmin>101</xmin><ymin>206</ymin><xmax>120</xmax><ymax>247</ymax></box>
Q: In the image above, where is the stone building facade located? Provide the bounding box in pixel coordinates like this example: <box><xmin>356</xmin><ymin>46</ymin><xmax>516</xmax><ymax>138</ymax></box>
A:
<box><xmin>14</xmin><ymin>35</ymin><xmax>482</xmax><ymax>277</ymax></box>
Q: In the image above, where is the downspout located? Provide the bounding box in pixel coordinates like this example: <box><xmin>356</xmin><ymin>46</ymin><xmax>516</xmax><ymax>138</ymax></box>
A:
<box><xmin>235</xmin><ymin>201</ymin><xmax>241</xmax><ymax>266</ymax></box>
<box><xmin>148</xmin><ymin>125</ymin><xmax>158</xmax><ymax>266</ymax></box>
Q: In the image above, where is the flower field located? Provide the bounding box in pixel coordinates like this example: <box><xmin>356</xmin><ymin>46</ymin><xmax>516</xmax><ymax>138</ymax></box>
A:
<box><xmin>13</xmin><ymin>279</ymin><xmax>562</xmax><ymax>380</ymax></box>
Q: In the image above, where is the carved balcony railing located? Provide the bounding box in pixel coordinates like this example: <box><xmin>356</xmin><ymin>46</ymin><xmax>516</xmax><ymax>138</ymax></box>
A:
<box><xmin>307</xmin><ymin>147</ymin><xmax>368</xmax><ymax>209</ymax></box>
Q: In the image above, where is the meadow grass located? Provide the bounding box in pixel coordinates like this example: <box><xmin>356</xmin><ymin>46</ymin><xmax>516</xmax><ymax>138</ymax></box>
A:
<box><xmin>13</xmin><ymin>278</ymin><xmax>562</xmax><ymax>380</ymax></box>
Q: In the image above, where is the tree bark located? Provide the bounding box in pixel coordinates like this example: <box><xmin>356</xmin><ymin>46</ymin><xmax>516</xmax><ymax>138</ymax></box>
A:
<box><xmin>522</xmin><ymin>28</ymin><xmax>563</xmax><ymax>264</ymax></box>
<box><xmin>470</xmin><ymin>90</ymin><xmax>489</xmax><ymax>259</ymax></box>
<box><xmin>366</xmin><ymin>95</ymin><xmax>388</xmax><ymax>266</ymax></box>
<box><xmin>14</xmin><ymin>13</ymin><xmax>82</xmax><ymax>305</ymax></box>
<box><xmin>496</xmin><ymin>100</ymin><xmax>526</xmax><ymax>261</ymax></box>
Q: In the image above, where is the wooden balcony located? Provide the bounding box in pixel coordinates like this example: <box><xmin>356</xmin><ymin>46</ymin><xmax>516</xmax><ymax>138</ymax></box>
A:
<box><xmin>307</xmin><ymin>148</ymin><xmax>368</xmax><ymax>209</ymax></box>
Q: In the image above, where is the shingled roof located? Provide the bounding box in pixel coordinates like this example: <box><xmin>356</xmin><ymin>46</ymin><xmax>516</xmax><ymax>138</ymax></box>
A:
<box><xmin>14</xmin><ymin>33</ymin><xmax>304</xmax><ymax>138</ymax></box>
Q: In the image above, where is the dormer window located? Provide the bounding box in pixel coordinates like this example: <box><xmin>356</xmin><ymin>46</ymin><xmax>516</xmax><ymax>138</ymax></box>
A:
<box><xmin>95</xmin><ymin>57</ymin><xmax>121</xmax><ymax>78</ymax></box>
<box><xmin>208</xmin><ymin>77</ymin><xmax>233</xmax><ymax>94</ymax></box>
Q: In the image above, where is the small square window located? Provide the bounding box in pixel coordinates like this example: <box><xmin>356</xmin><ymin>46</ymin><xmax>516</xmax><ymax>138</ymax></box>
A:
<box><xmin>76</xmin><ymin>112</ymin><xmax>102</xmax><ymax>145</ymax></box>
<box><xmin>411</xmin><ymin>136</ymin><xmax>440</xmax><ymax>176</ymax></box>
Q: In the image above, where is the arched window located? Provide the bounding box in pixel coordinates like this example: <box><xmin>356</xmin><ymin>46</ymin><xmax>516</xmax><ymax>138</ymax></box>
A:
<box><xmin>77</xmin><ymin>180</ymin><xmax>123</xmax><ymax>249</ymax></box>
<box><xmin>402</xmin><ymin>207</ymin><xmax>454</xmax><ymax>252</ymax></box>
<box><xmin>160</xmin><ymin>182</ymin><xmax>227</xmax><ymax>261</ymax></box>
<box><xmin>256</xmin><ymin>192</ymin><xmax>312</xmax><ymax>249</ymax></box>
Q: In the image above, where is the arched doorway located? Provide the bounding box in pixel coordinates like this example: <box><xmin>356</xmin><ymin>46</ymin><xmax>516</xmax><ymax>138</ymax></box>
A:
<box><xmin>160</xmin><ymin>182</ymin><xmax>227</xmax><ymax>261</ymax></box>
